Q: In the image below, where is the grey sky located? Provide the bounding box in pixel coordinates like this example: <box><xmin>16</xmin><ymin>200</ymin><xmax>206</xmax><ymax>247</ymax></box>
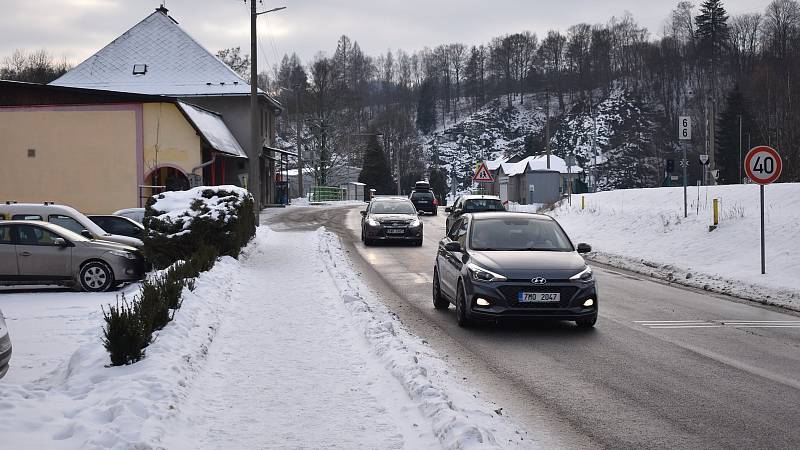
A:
<box><xmin>0</xmin><ymin>0</ymin><xmax>769</xmax><ymax>72</ymax></box>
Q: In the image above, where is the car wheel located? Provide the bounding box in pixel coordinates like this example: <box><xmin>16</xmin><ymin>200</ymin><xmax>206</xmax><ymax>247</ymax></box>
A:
<box><xmin>576</xmin><ymin>315</ymin><xmax>597</xmax><ymax>329</ymax></box>
<box><xmin>455</xmin><ymin>281</ymin><xmax>472</xmax><ymax>327</ymax></box>
<box><xmin>79</xmin><ymin>261</ymin><xmax>115</xmax><ymax>292</ymax></box>
<box><xmin>414</xmin><ymin>239</ymin><xmax>423</xmax><ymax>247</ymax></box>
<box><xmin>433</xmin><ymin>210</ymin><xmax>438</xmax><ymax>216</ymax></box>
<box><xmin>432</xmin><ymin>269</ymin><xmax>449</xmax><ymax>310</ymax></box>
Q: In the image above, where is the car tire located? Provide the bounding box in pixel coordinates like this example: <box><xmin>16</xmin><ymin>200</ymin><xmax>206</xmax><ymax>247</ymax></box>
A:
<box><xmin>79</xmin><ymin>261</ymin><xmax>115</xmax><ymax>292</ymax></box>
<box><xmin>455</xmin><ymin>281</ymin><xmax>472</xmax><ymax>327</ymax></box>
<box><xmin>576</xmin><ymin>315</ymin><xmax>597</xmax><ymax>329</ymax></box>
<box><xmin>432</xmin><ymin>269</ymin><xmax>449</xmax><ymax>310</ymax></box>
<box><xmin>414</xmin><ymin>239</ymin><xmax>423</xmax><ymax>247</ymax></box>
<box><xmin>433</xmin><ymin>210</ymin><xmax>438</xmax><ymax>216</ymax></box>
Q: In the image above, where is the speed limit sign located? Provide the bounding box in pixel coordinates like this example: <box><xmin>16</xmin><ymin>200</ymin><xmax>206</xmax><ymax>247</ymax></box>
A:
<box><xmin>745</xmin><ymin>146</ymin><xmax>782</xmax><ymax>185</ymax></box>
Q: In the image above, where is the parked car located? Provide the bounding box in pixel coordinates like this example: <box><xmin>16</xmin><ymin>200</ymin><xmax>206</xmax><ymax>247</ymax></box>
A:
<box><xmin>88</xmin><ymin>215</ymin><xmax>144</xmax><ymax>240</ymax></box>
<box><xmin>113</xmin><ymin>208</ymin><xmax>145</xmax><ymax>224</ymax></box>
<box><xmin>0</xmin><ymin>203</ymin><xmax>142</xmax><ymax>249</ymax></box>
<box><xmin>432</xmin><ymin>212</ymin><xmax>597</xmax><ymax>328</ymax></box>
<box><xmin>445</xmin><ymin>195</ymin><xmax>505</xmax><ymax>233</ymax></box>
<box><xmin>0</xmin><ymin>309</ymin><xmax>10</xmax><ymax>379</ymax></box>
<box><xmin>360</xmin><ymin>197</ymin><xmax>424</xmax><ymax>246</ymax></box>
<box><xmin>0</xmin><ymin>220</ymin><xmax>146</xmax><ymax>292</ymax></box>
<box><xmin>409</xmin><ymin>189</ymin><xmax>439</xmax><ymax>215</ymax></box>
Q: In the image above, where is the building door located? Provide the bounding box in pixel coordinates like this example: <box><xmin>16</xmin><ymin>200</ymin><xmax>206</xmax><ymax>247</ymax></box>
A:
<box><xmin>499</xmin><ymin>176</ymin><xmax>509</xmax><ymax>204</ymax></box>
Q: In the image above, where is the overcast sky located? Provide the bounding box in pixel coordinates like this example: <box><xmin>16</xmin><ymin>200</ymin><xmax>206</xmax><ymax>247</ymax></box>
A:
<box><xmin>0</xmin><ymin>0</ymin><xmax>770</xmax><ymax>71</ymax></box>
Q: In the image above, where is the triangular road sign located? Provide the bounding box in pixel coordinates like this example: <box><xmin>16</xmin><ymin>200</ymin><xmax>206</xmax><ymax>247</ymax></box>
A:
<box><xmin>473</xmin><ymin>162</ymin><xmax>494</xmax><ymax>182</ymax></box>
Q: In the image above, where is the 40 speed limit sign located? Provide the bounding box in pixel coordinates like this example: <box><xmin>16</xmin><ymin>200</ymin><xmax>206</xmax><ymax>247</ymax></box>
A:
<box><xmin>745</xmin><ymin>146</ymin><xmax>782</xmax><ymax>185</ymax></box>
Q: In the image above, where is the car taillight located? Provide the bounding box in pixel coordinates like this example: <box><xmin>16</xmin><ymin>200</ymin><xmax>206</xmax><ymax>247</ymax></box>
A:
<box><xmin>433</xmin><ymin>198</ymin><xmax>439</xmax><ymax>206</ymax></box>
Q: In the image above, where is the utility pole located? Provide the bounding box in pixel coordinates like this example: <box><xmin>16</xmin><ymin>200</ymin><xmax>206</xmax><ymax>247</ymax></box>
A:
<box><xmin>738</xmin><ymin>114</ymin><xmax>743</xmax><ymax>183</ymax></box>
<box><xmin>709</xmin><ymin>97</ymin><xmax>716</xmax><ymax>185</ymax></box>
<box><xmin>295</xmin><ymin>84</ymin><xmax>303</xmax><ymax>198</ymax></box>
<box><xmin>248</xmin><ymin>2</ymin><xmax>285</xmax><ymax>212</ymax></box>
<box><xmin>249</xmin><ymin>0</ymin><xmax>261</xmax><ymax>213</ymax></box>
<box><xmin>545</xmin><ymin>89</ymin><xmax>551</xmax><ymax>169</ymax></box>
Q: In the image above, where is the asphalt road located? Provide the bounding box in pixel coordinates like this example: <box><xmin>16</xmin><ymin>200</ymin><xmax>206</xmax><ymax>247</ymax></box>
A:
<box><xmin>265</xmin><ymin>205</ymin><xmax>800</xmax><ymax>449</ymax></box>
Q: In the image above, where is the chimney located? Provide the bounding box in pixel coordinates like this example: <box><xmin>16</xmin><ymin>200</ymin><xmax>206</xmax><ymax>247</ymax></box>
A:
<box><xmin>156</xmin><ymin>4</ymin><xmax>169</xmax><ymax>14</ymax></box>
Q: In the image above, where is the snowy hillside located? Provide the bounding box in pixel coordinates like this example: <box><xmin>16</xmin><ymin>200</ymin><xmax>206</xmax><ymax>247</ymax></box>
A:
<box><xmin>550</xmin><ymin>184</ymin><xmax>800</xmax><ymax>310</ymax></box>
<box><xmin>423</xmin><ymin>95</ymin><xmax>545</xmax><ymax>190</ymax></box>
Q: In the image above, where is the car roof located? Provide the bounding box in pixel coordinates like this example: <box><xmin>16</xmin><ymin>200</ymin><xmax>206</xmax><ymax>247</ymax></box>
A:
<box><xmin>467</xmin><ymin>211</ymin><xmax>554</xmax><ymax>221</ymax></box>
<box><xmin>0</xmin><ymin>219</ymin><xmax>83</xmax><ymax>230</ymax></box>
<box><xmin>461</xmin><ymin>195</ymin><xmax>501</xmax><ymax>200</ymax></box>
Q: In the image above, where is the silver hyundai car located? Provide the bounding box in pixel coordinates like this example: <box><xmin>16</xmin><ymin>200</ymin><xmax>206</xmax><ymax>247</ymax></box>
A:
<box><xmin>0</xmin><ymin>221</ymin><xmax>146</xmax><ymax>292</ymax></box>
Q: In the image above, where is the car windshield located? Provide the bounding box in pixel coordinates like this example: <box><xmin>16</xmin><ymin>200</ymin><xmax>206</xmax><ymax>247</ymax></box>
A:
<box><xmin>464</xmin><ymin>199</ymin><xmax>504</xmax><ymax>212</ymax></box>
<box><xmin>371</xmin><ymin>201</ymin><xmax>417</xmax><ymax>214</ymax></box>
<box><xmin>470</xmin><ymin>217</ymin><xmax>573</xmax><ymax>251</ymax></box>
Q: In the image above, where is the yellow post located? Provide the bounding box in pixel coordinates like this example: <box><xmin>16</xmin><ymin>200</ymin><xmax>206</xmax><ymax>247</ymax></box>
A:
<box><xmin>581</xmin><ymin>196</ymin><xmax>585</xmax><ymax>210</ymax></box>
<box><xmin>713</xmin><ymin>198</ymin><xmax>719</xmax><ymax>226</ymax></box>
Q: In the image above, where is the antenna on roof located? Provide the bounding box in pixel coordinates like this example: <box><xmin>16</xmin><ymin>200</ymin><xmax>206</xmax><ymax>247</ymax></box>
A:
<box><xmin>156</xmin><ymin>2</ymin><xmax>168</xmax><ymax>14</ymax></box>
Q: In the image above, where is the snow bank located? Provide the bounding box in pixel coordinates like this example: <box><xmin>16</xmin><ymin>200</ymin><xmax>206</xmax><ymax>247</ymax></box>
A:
<box><xmin>319</xmin><ymin>230</ymin><xmax>532</xmax><ymax>449</ymax></box>
<box><xmin>551</xmin><ymin>184</ymin><xmax>800</xmax><ymax>310</ymax></box>
<box><xmin>0</xmin><ymin>250</ymin><xmax>245</xmax><ymax>448</ymax></box>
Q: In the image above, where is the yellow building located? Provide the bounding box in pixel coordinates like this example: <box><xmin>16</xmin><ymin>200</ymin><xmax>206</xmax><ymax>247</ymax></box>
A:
<box><xmin>0</xmin><ymin>81</ymin><xmax>247</xmax><ymax>214</ymax></box>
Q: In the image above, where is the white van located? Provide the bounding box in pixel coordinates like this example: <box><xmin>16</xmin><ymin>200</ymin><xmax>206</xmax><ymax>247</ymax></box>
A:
<box><xmin>0</xmin><ymin>203</ymin><xmax>143</xmax><ymax>249</ymax></box>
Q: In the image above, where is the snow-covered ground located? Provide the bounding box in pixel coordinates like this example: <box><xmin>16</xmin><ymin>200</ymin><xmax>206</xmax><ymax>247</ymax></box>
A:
<box><xmin>0</xmin><ymin>216</ymin><xmax>531</xmax><ymax>449</ymax></box>
<box><xmin>550</xmin><ymin>184</ymin><xmax>800</xmax><ymax>310</ymax></box>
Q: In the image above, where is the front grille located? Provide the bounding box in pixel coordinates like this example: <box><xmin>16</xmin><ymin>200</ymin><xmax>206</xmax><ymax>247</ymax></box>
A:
<box><xmin>498</xmin><ymin>285</ymin><xmax>579</xmax><ymax>308</ymax></box>
<box><xmin>381</xmin><ymin>221</ymin><xmax>409</xmax><ymax>227</ymax></box>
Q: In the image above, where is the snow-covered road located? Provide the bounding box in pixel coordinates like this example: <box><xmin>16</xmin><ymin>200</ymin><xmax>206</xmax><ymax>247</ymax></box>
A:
<box><xmin>164</xmin><ymin>229</ymin><xmax>441</xmax><ymax>449</ymax></box>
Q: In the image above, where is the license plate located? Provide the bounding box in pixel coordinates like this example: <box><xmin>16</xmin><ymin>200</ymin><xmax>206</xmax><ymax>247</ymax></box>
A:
<box><xmin>518</xmin><ymin>292</ymin><xmax>560</xmax><ymax>303</ymax></box>
<box><xmin>386</xmin><ymin>228</ymin><xmax>405</xmax><ymax>235</ymax></box>
<box><xmin>417</xmin><ymin>201</ymin><xmax>429</xmax><ymax>204</ymax></box>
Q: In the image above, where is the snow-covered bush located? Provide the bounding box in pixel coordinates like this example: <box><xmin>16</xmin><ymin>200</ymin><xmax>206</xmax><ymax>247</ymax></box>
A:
<box><xmin>143</xmin><ymin>186</ymin><xmax>256</xmax><ymax>269</ymax></box>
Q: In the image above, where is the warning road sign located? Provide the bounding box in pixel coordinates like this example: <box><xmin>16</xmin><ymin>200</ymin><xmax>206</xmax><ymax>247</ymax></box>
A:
<box><xmin>745</xmin><ymin>146</ymin><xmax>782</xmax><ymax>185</ymax></box>
<box><xmin>473</xmin><ymin>162</ymin><xmax>494</xmax><ymax>182</ymax></box>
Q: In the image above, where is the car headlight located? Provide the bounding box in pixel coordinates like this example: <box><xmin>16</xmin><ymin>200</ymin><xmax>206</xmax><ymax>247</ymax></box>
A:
<box><xmin>409</xmin><ymin>218</ymin><xmax>421</xmax><ymax>228</ymax></box>
<box><xmin>466</xmin><ymin>263</ymin><xmax>507</xmax><ymax>282</ymax></box>
<box><xmin>367</xmin><ymin>218</ymin><xmax>380</xmax><ymax>227</ymax></box>
<box><xmin>570</xmin><ymin>265</ymin><xmax>593</xmax><ymax>281</ymax></box>
<box><xmin>109</xmin><ymin>250</ymin><xmax>137</xmax><ymax>260</ymax></box>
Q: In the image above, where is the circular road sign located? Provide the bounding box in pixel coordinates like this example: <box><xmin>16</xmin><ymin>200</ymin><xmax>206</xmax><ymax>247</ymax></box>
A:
<box><xmin>745</xmin><ymin>146</ymin><xmax>782</xmax><ymax>185</ymax></box>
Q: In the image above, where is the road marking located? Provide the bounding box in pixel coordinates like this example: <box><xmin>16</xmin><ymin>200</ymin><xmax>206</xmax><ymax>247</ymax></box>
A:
<box><xmin>636</xmin><ymin>319</ymin><xmax>800</xmax><ymax>329</ymax></box>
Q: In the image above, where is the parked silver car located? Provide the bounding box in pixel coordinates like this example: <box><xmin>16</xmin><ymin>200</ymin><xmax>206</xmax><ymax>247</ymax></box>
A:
<box><xmin>0</xmin><ymin>309</ymin><xmax>10</xmax><ymax>379</ymax></box>
<box><xmin>0</xmin><ymin>203</ymin><xmax>143</xmax><ymax>249</ymax></box>
<box><xmin>0</xmin><ymin>221</ymin><xmax>146</xmax><ymax>292</ymax></box>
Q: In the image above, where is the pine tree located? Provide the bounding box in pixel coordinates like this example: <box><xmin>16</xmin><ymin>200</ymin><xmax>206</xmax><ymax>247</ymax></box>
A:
<box><xmin>358</xmin><ymin>133</ymin><xmax>394</xmax><ymax>195</ymax></box>
<box><xmin>716</xmin><ymin>86</ymin><xmax>754</xmax><ymax>184</ymax></box>
<box><xmin>695</xmin><ymin>0</ymin><xmax>730</xmax><ymax>64</ymax></box>
<box><xmin>428</xmin><ymin>168</ymin><xmax>449</xmax><ymax>204</ymax></box>
<box><xmin>416</xmin><ymin>80</ymin><xmax>436</xmax><ymax>134</ymax></box>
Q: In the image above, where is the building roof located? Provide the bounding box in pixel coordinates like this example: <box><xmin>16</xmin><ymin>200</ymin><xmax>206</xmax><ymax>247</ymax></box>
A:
<box><xmin>50</xmin><ymin>7</ymin><xmax>279</xmax><ymax>109</ymax></box>
<box><xmin>177</xmin><ymin>102</ymin><xmax>247</xmax><ymax>158</ymax></box>
<box><xmin>497</xmin><ymin>155</ymin><xmax>583</xmax><ymax>176</ymax></box>
<box><xmin>485</xmin><ymin>157</ymin><xmax>508</xmax><ymax>171</ymax></box>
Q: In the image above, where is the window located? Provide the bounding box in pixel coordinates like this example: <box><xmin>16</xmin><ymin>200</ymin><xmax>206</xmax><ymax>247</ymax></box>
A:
<box><xmin>456</xmin><ymin>219</ymin><xmax>469</xmax><ymax>247</ymax></box>
<box><xmin>370</xmin><ymin>200</ymin><xmax>417</xmax><ymax>215</ymax></box>
<box><xmin>411</xmin><ymin>192</ymin><xmax>434</xmax><ymax>201</ymax></box>
<box><xmin>0</xmin><ymin>225</ymin><xmax>11</xmax><ymax>244</ymax></box>
<box><xmin>12</xmin><ymin>214</ymin><xmax>42</xmax><ymax>221</ymax></box>
<box><xmin>470</xmin><ymin>217</ymin><xmax>573</xmax><ymax>251</ymax></box>
<box><xmin>132</xmin><ymin>64</ymin><xmax>148</xmax><ymax>75</ymax></box>
<box><xmin>48</xmin><ymin>215</ymin><xmax>85</xmax><ymax>234</ymax></box>
<box><xmin>447</xmin><ymin>219</ymin><xmax>463</xmax><ymax>241</ymax></box>
<box><xmin>463</xmin><ymin>199</ymin><xmax>504</xmax><ymax>213</ymax></box>
<box><xmin>14</xmin><ymin>224</ymin><xmax>63</xmax><ymax>246</ymax></box>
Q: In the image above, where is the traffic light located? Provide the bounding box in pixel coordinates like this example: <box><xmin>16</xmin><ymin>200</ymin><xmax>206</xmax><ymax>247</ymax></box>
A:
<box><xmin>666</xmin><ymin>159</ymin><xmax>675</xmax><ymax>173</ymax></box>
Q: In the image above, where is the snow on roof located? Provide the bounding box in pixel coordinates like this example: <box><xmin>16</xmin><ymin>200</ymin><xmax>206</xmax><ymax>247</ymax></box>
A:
<box><xmin>496</xmin><ymin>155</ymin><xmax>583</xmax><ymax>177</ymax></box>
<box><xmin>178</xmin><ymin>102</ymin><xmax>247</xmax><ymax>158</ymax></box>
<box><xmin>50</xmin><ymin>10</ymin><xmax>262</xmax><ymax>98</ymax></box>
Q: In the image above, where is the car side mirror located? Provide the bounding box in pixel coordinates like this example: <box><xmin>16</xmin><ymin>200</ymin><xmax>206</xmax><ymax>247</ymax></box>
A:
<box><xmin>577</xmin><ymin>243</ymin><xmax>592</xmax><ymax>254</ymax></box>
<box><xmin>445</xmin><ymin>207</ymin><xmax>452</xmax><ymax>213</ymax></box>
<box><xmin>80</xmin><ymin>230</ymin><xmax>93</xmax><ymax>239</ymax></box>
<box><xmin>53</xmin><ymin>237</ymin><xmax>68</xmax><ymax>247</ymax></box>
<box><xmin>360</xmin><ymin>210</ymin><xmax>367</xmax><ymax>217</ymax></box>
<box><xmin>444</xmin><ymin>241</ymin><xmax>462</xmax><ymax>252</ymax></box>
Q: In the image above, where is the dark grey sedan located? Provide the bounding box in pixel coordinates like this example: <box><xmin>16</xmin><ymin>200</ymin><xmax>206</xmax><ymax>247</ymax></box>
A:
<box><xmin>433</xmin><ymin>212</ymin><xmax>597</xmax><ymax>328</ymax></box>
<box><xmin>360</xmin><ymin>197</ymin><xmax>424</xmax><ymax>246</ymax></box>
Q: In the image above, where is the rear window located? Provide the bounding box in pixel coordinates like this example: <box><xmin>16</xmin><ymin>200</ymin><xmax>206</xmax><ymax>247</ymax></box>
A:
<box><xmin>411</xmin><ymin>192</ymin><xmax>434</xmax><ymax>200</ymax></box>
<box><xmin>464</xmin><ymin>199</ymin><xmax>504</xmax><ymax>212</ymax></box>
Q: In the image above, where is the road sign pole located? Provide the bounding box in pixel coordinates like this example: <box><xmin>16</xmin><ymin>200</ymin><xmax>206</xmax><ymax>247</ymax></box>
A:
<box><xmin>682</xmin><ymin>142</ymin><xmax>687</xmax><ymax>218</ymax></box>
<box><xmin>760</xmin><ymin>184</ymin><xmax>765</xmax><ymax>274</ymax></box>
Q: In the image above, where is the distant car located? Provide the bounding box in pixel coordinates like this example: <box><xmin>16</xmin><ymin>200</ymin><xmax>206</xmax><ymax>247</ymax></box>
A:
<box><xmin>0</xmin><ymin>309</ymin><xmax>10</xmax><ymax>379</ymax></box>
<box><xmin>445</xmin><ymin>195</ymin><xmax>505</xmax><ymax>233</ymax></box>
<box><xmin>88</xmin><ymin>215</ymin><xmax>144</xmax><ymax>240</ymax></box>
<box><xmin>409</xmin><ymin>189</ymin><xmax>439</xmax><ymax>215</ymax></box>
<box><xmin>433</xmin><ymin>212</ymin><xmax>597</xmax><ymax>328</ymax></box>
<box><xmin>113</xmin><ymin>208</ymin><xmax>145</xmax><ymax>224</ymax></box>
<box><xmin>0</xmin><ymin>221</ymin><xmax>146</xmax><ymax>292</ymax></box>
<box><xmin>0</xmin><ymin>203</ymin><xmax>142</xmax><ymax>249</ymax></box>
<box><xmin>360</xmin><ymin>197</ymin><xmax>424</xmax><ymax>246</ymax></box>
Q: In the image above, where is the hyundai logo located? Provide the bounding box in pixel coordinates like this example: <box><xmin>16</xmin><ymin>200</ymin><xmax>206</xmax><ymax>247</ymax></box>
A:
<box><xmin>531</xmin><ymin>277</ymin><xmax>547</xmax><ymax>285</ymax></box>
